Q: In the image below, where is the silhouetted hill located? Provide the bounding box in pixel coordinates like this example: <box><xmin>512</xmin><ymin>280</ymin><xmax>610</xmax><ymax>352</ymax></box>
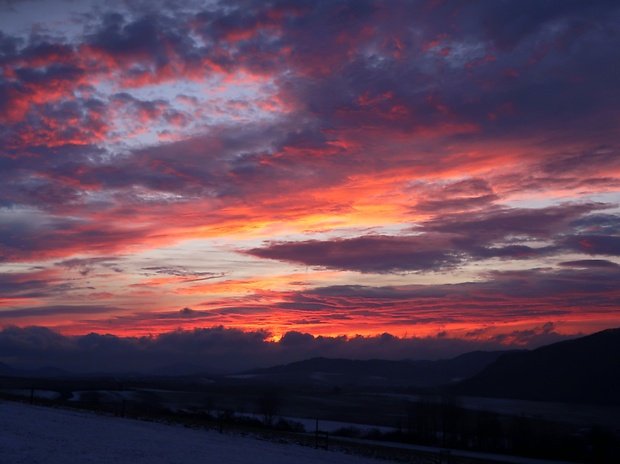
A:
<box><xmin>0</xmin><ymin>361</ymin><xmax>20</xmax><ymax>376</ymax></box>
<box><xmin>0</xmin><ymin>361</ymin><xmax>69</xmax><ymax>378</ymax></box>
<box><xmin>29</xmin><ymin>366</ymin><xmax>70</xmax><ymax>377</ymax></box>
<box><xmin>454</xmin><ymin>328</ymin><xmax>620</xmax><ymax>405</ymax></box>
<box><xmin>249</xmin><ymin>350</ymin><xmax>509</xmax><ymax>388</ymax></box>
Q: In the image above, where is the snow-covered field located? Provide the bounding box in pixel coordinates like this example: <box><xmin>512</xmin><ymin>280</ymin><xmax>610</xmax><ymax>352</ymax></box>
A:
<box><xmin>0</xmin><ymin>400</ymin><xmax>383</xmax><ymax>464</ymax></box>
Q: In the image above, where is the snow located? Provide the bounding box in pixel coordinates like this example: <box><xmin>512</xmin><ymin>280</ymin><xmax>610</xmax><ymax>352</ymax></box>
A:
<box><xmin>3</xmin><ymin>389</ymin><xmax>61</xmax><ymax>400</ymax></box>
<box><xmin>287</xmin><ymin>416</ymin><xmax>394</xmax><ymax>434</ymax></box>
<box><xmin>0</xmin><ymin>400</ymin><xmax>383</xmax><ymax>464</ymax></box>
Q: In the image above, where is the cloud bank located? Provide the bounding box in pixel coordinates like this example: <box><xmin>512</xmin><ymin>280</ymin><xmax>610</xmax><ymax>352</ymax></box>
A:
<box><xmin>0</xmin><ymin>324</ymin><xmax>575</xmax><ymax>373</ymax></box>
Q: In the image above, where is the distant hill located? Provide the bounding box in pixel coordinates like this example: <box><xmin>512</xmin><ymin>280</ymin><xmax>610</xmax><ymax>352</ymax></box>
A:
<box><xmin>248</xmin><ymin>350</ymin><xmax>509</xmax><ymax>388</ymax></box>
<box><xmin>454</xmin><ymin>328</ymin><xmax>620</xmax><ymax>405</ymax></box>
<box><xmin>1</xmin><ymin>352</ymin><xmax>507</xmax><ymax>387</ymax></box>
<box><xmin>0</xmin><ymin>361</ymin><xmax>70</xmax><ymax>378</ymax></box>
<box><xmin>0</xmin><ymin>361</ymin><xmax>21</xmax><ymax>376</ymax></box>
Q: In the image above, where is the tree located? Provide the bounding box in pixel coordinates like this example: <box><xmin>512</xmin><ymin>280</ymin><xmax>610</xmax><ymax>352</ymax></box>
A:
<box><xmin>256</xmin><ymin>389</ymin><xmax>282</xmax><ymax>427</ymax></box>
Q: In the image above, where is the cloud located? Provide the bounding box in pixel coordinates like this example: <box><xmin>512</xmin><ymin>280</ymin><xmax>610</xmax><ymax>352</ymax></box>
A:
<box><xmin>0</xmin><ymin>305</ymin><xmax>121</xmax><ymax>319</ymax></box>
<box><xmin>423</xmin><ymin>203</ymin><xmax>603</xmax><ymax>239</ymax></box>
<box><xmin>245</xmin><ymin>204</ymin><xmax>617</xmax><ymax>273</ymax></box>
<box><xmin>559</xmin><ymin>259</ymin><xmax>620</xmax><ymax>268</ymax></box>
<box><xmin>474</xmin><ymin>0</ymin><xmax>618</xmax><ymax>50</ymax></box>
<box><xmin>157</xmin><ymin>307</ymin><xmax>202</xmax><ymax>319</ymax></box>
<box><xmin>307</xmin><ymin>264</ymin><xmax>620</xmax><ymax>309</ymax></box>
<box><xmin>0</xmin><ymin>325</ymin><xmax>72</xmax><ymax>353</ymax></box>
<box><xmin>1</xmin><ymin>1</ymin><xmax>618</xmax><ymax>220</ymax></box>
<box><xmin>245</xmin><ymin>234</ymin><xmax>462</xmax><ymax>273</ymax></box>
<box><xmin>58</xmin><ymin>257</ymin><xmax>125</xmax><ymax>275</ymax></box>
<box><xmin>0</xmin><ymin>209</ymin><xmax>164</xmax><ymax>262</ymax></box>
<box><xmin>81</xmin><ymin>11</ymin><xmax>201</xmax><ymax>85</ymax></box>
<box><xmin>63</xmin><ymin>263</ymin><xmax>616</xmax><ymax>342</ymax></box>
<box><xmin>0</xmin><ymin>324</ymin><xmax>582</xmax><ymax>373</ymax></box>
<box><xmin>563</xmin><ymin>234</ymin><xmax>620</xmax><ymax>256</ymax></box>
<box><xmin>410</xmin><ymin>178</ymin><xmax>499</xmax><ymax>214</ymax></box>
<box><xmin>140</xmin><ymin>266</ymin><xmax>227</xmax><ymax>285</ymax></box>
<box><xmin>0</xmin><ymin>268</ymin><xmax>71</xmax><ymax>301</ymax></box>
<box><xmin>465</xmin><ymin>322</ymin><xmax>568</xmax><ymax>347</ymax></box>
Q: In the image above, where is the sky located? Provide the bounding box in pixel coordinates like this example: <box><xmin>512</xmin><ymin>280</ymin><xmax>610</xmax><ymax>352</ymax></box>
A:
<box><xmin>0</xmin><ymin>0</ymin><xmax>619</xmax><ymax>372</ymax></box>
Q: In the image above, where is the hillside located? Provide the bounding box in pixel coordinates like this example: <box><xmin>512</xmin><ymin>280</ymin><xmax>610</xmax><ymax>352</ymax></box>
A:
<box><xmin>0</xmin><ymin>362</ymin><xmax>70</xmax><ymax>378</ymax></box>
<box><xmin>250</xmin><ymin>350</ymin><xmax>509</xmax><ymax>388</ymax></box>
<box><xmin>454</xmin><ymin>328</ymin><xmax>620</xmax><ymax>405</ymax></box>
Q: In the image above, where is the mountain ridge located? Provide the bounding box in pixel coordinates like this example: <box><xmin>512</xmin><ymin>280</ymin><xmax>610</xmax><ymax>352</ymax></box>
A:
<box><xmin>248</xmin><ymin>350</ymin><xmax>511</xmax><ymax>387</ymax></box>
<box><xmin>453</xmin><ymin>327</ymin><xmax>620</xmax><ymax>405</ymax></box>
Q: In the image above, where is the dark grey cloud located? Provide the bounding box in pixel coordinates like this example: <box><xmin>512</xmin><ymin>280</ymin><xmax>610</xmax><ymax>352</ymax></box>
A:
<box><xmin>276</xmin><ymin>0</ymin><xmax>620</xmax><ymax>147</ymax></box>
<box><xmin>491</xmin><ymin>149</ymin><xmax>620</xmax><ymax>199</ymax></box>
<box><xmin>245</xmin><ymin>204</ymin><xmax>617</xmax><ymax>273</ymax></box>
<box><xmin>474</xmin><ymin>0</ymin><xmax>619</xmax><ymax>50</ymax></box>
<box><xmin>141</xmin><ymin>266</ymin><xmax>225</xmax><ymax>281</ymax></box>
<box><xmin>0</xmin><ymin>305</ymin><xmax>121</xmax><ymax>319</ymax></box>
<box><xmin>1</xmin><ymin>0</ymin><xmax>618</xmax><ymax>219</ymax></box>
<box><xmin>83</xmin><ymin>11</ymin><xmax>198</xmax><ymax>71</ymax></box>
<box><xmin>0</xmin><ymin>325</ymin><xmax>72</xmax><ymax>354</ymax></box>
<box><xmin>0</xmin><ymin>31</ymin><xmax>23</xmax><ymax>56</ymax></box>
<box><xmin>412</xmin><ymin>178</ymin><xmax>499</xmax><ymax>214</ymax></box>
<box><xmin>0</xmin><ymin>269</ymin><xmax>75</xmax><ymax>300</ymax></box>
<box><xmin>539</xmin><ymin>149</ymin><xmax>620</xmax><ymax>178</ymax></box>
<box><xmin>0</xmin><ymin>324</ymin><xmax>581</xmax><ymax>373</ymax></box>
<box><xmin>563</xmin><ymin>234</ymin><xmax>620</xmax><ymax>256</ymax></box>
<box><xmin>110</xmin><ymin>92</ymin><xmax>189</xmax><ymax>128</ymax></box>
<box><xmin>0</xmin><ymin>211</ymin><xmax>156</xmax><ymax>262</ymax></box>
<box><xmin>246</xmin><ymin>235</ymin><xmax>462</xmax><ymax>274</ymax></box>
<box><xmin>156</xmin><ymin>307</ymin><xmax>201</xmax><ymax>319</ymax></box>
<box><xmin>58</xmin><ymin>257</ymin><xmax>125</xmax><ymax>275</ymax></box>
<box><xmin>423</xmin><ymin>203</ymin><xmax>603</xmax><ymax>239</ymax></box>
<box><xmin>478</xmin><ymin>267</ymin><xmax>620</xmax><ymax>299</ymax></box>
<box><xmin>465</xmin><ymin>322</ymin><xmax>568</xmax><ymax>347</ymax></box>
<box><xmin>305</xmin><ymin>264</ymin><xmax>620</xmax><ymax>305</ymax></box>
<box><xmin>14</xmin><ymin>61</ymin><xmax>84</xmax><ymax>86</ymax></box>
<box><xmin>415</xmin><ymin>194</ymin><xmax>499</xmax><ymax>215</ymax></box>
<box><xmin>559</xmin><ymin>259</ymin><xmax>620</xmax><ymax>268</ymax></box>
<box><xmin>570</xmin><ymin>213</ymin><xmax>620</xmax><ymax>234</ymax></box>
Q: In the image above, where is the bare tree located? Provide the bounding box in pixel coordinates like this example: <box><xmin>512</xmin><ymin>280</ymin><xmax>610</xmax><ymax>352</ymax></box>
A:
<box><xmin>256</xmin><ymin>389</ymin><xmax>281</xmax><ymax>427</ymax></box>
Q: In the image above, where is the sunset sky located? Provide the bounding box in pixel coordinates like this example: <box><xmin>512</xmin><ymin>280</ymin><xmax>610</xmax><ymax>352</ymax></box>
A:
<box><xmin>1</xmin><ymin>0</ymin><xmax>619</xmax><ymax>371</ymax></box>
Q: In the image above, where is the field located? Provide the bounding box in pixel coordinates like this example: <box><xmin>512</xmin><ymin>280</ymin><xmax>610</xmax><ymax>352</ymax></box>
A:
<box><xmin>1</xmin><ymin>400</ymin><xmax>395</xmax><ymax>464</ymax></box>
<box><xmin>3</xmin><ymin>373</ymin><xmax>619</xmax><ymax>464</ymax></box>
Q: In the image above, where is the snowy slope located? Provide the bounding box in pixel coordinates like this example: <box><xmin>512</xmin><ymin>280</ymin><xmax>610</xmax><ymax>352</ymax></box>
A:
<box><xmin>0</xmin><ymin>401</ymin><xmax>381</xmax><ymax>464</ymax></box>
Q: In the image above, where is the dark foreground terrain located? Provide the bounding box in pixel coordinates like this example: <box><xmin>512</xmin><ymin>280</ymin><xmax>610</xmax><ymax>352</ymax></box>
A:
<box><xmin>2</xmin><ymin>329</ymin><xmax>619</xmax><ymax>463</ymax></box>
<box><xmin>2</xmin><ymin>370</ymin><xmax>618</xmax><ymax>463</ymax></box>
